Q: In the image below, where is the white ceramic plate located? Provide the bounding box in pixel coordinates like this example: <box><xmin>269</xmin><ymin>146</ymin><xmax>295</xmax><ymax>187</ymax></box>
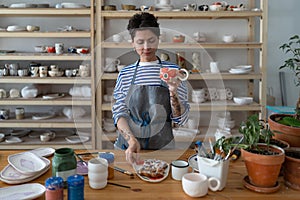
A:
<box><xmin>1</xmin><ymin>157</ymin><xmax>50</xmax><ymax>181</ymax></box>
<box><xmin>188</xmin><ymin>154</ymin><xmax>199</xmax><ymax>172</ymax></box>
<box><xmin>32</xmin><ymin>112</ymin><xmax>55</xmax><ymax>120</ymax></box>
<box><xmin>8</xmin><ymin>152</ymin><xmax>47</xmax><ymax>175</ymax></box>
<box><xmin>229</xmin><ymin>69</ymin><xmax>251</xmax><ymax>74</ymax></box>
<box><xmin>65</xmin><ymin>135</ymin><xmax>89</xmax><ymax>144</ymax></box>
<box><xmin>5</xmin><ymin>136</ymin><xmax>23</xmax><ymax>144</ymax></box>
<box><xmin>0</xmin><ymin>183</ymin><xmax>46</xmax><ymax>200</ymax></box>
<box><xmin>42</xmin><ymin>93</ymin><xmax>65</xmax><ymax>100</ymax></box>
<box><xmin>10</xmin><ymin>129</ymin><xmax>30</xmax><ymax>137</ymax></box>
<box><xmin>9</xmin><ymin>3</ymin><xmax>37</xmax><ymax>8</ymax></box>
<box><xmin>133</xmin><ymin>160</ymin><xmax>170</xmax><ymax>183</ymax></box>
<box><xmin>55</xmin><ymin>129</ymin><xmax>75</xmax><ymax>137</ymax></box>
<box><xmin>6</xmin><ymin>26</ymin><xmax>26</xmax><ymax>32</ymax></box>
<box><xmin>30</xmin><ymin>147</ymin><xmax>55</xmax><ymax>157</ymax></box>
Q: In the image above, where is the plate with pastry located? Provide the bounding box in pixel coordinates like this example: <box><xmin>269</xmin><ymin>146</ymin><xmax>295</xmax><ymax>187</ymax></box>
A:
<box><xmin>133</xmin><ymin>159</ymin><xmax>170</xmax><ymax>183</ymax></box>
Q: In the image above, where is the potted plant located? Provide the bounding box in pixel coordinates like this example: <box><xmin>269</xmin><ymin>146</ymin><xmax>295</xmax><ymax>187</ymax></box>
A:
<box><xmin>238</xmin><ymin>114</ymin><xmax>285</xmax><ymax>188</ymax></box>
<box><xmin>268</xmin><ymin>35</ymin><xmax>300</xmax><ymax>147</ymax></box>
<box><xmin>283</xmin><ymin>147</ymin><xmax>300</xmax><ymax>190</ymax></box>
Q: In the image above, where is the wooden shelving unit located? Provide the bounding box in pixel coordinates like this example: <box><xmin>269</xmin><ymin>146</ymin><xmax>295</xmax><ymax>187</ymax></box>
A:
<box><xmin>96</xmin><ymin>0</ymin><xmax>268</xmax><ymax>149</ymax></box>
<box><xmin>0</xmin><ymin>1</ymin><xmax>95</xmax><ymax>150</ymax></box>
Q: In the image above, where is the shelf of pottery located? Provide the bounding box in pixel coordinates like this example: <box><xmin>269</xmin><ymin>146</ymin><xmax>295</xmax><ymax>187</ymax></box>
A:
<box><xmin>0</xmin><ymin>1</ymin><xmax>96</xmax><ymax>149</ymax></box>
<box><xmin>96</xmin><ymin>0</ymin><xmax>268</xmax><ymax>149</ymax></box>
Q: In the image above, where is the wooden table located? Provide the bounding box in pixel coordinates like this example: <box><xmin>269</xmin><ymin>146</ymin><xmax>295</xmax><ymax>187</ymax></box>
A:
<box><xmin>0</xmin><ymin>149</ymin><xmax>299</xmax><ymax>200</ymax></box>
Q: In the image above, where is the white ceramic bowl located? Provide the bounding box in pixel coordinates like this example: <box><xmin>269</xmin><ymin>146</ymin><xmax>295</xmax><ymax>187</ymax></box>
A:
<box><xmin>48</xmin><ymin>70</ymin><xmax>64</xmax><ymax>77</ymax></box>
<box><xmin>233</xmin><ymin>97</ymin><xmax>253</xmax><ymax>105</ymax></box>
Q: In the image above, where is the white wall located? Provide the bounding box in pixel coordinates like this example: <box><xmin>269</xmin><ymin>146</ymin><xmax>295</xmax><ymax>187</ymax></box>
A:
<box><xmin>267</xmin><ymin>0</ymin><xmax>300</xmax><ymax>106</ymax></box>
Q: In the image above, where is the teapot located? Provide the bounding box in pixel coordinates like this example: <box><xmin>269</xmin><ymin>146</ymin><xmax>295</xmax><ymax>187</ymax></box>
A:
<box><xmin>183</xmin><ymin>4</ymin><xmax>197</xmax><ymax>11</ymax></box>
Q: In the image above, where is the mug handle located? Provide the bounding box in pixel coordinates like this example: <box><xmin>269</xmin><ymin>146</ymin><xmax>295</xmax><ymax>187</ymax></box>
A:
<box><xmin>208</xmin><ymin>177</ymin><xmax>221</xmax><ymax>192</ymax></box>
<box><xmin>178</xmin><ymin>68</ymin><xmax>189</xmax><ymax>81</ymax></box>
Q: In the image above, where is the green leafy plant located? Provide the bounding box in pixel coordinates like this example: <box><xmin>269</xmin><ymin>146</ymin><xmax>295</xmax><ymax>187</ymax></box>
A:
<box><xmin>279</xmin><ymin>35</ymin><xmax>300</xmax><ymax>121</ymax></box>
<box><xmin>238</xmin><ymin>114</ymin><xmax>273</xmax><ymax>151</ymax></box>
<box><xmin>279</xmin><ymin>34</ymin><xmax>300</xmax><ymax>87</ymax></box>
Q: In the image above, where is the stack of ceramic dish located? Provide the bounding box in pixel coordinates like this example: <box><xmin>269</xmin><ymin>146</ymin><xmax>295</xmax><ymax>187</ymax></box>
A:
<box><xmin>103</xmin><ymin>118</ymin><xmax>116</xmax><ymax>132</ymax></box>
<box><xmin>233</xmin><ymin>97</ymin><xmax>253</xmax><ymax>105</ymax></box>
<box><xmin>191</xmin><ymin>89</ymin><xmax>206</xmax><ymax>103</ymax></box>
<box><xmin>217</xmin><ymin>111</ymin><xmax>235</xmax><ymax>129</ymax></box>
<box><xmin>229</xmin><ymin>65</ymin><xmax>252</xmax><ymax>74</ymax></box>
<box><xmin>0</xmin><ymin>151</ymin><xmax>50</xmax><ymax>184</ymax></box>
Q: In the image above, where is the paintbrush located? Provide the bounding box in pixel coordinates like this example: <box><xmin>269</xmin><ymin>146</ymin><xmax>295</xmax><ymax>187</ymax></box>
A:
<box><xmin>114</xmin><ymin>166</ymin><xmax>134</xmax><ymax>176</ymax></box>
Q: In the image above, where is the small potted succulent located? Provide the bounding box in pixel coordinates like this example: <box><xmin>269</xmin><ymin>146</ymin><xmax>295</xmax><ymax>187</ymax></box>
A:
<box><xmin>268</xmin><ymin>35</ymin><xmax>300</xmax><ymax>147</ymax></box>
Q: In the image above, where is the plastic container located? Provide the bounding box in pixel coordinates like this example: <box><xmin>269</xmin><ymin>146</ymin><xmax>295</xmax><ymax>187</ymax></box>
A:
<box><xmin>67</xmin><ymin>174</ymin><xmax>84</xmax><ymax>200</ymax></box>
<box><xmin>45</xmin><ymin>176</ymin><xmax>64</xmax><ymax>200</ymax></box>
<box><xmin>99</xmin><ymin>152</ymin><xmax>115</xmax><ymax>179</ymax></box>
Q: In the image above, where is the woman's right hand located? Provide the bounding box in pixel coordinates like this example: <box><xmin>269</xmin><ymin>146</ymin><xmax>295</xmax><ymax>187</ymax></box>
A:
<box><xmin>125</xmin><ymin>137</ymin><xmax>141</xmax><ymax>164</ymax></box>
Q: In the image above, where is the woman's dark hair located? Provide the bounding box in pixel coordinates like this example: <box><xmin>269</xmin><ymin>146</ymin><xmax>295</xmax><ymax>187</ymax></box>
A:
<box><xmin>127</xmin><ymin>12</ymin><xmax>160</xmax><ymax>40</ymax></box>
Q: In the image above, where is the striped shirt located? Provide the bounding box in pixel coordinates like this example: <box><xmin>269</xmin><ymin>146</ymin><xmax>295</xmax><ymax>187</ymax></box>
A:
<box><xmin>112</xmin><ymin>60</ymin><xmax>190</xmax><ymax>126</ymax></box>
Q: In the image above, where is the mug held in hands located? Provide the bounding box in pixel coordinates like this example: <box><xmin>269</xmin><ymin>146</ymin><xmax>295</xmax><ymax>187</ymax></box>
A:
<box><xmin>160</xmin><ymin>67</ymin><xmax>189</xmax><ymax>83</ymax></box>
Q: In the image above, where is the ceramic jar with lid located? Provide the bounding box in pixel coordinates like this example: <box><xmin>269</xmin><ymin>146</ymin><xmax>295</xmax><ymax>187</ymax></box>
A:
<box><xmin>45</xmin><ymin>176</ymin><xmax>64</xmax><ymax>200</ymax></box>
<box><xmin>67</xmin><ymin>174</ymin><xmax>84</xmax><ymax>200</ymax></box>
<box><xmin>52</xmin><ymin>148</ymin><xmax>77</xmax><ymax>186</ymax></box>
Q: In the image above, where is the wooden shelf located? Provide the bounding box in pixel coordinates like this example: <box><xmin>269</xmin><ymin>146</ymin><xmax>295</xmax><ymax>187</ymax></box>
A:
<box><xmin>0</xmin><ymin>96</ymin><xmax>91</xmax><ymax>106</ymax></box>
<box><xmin>0</xmin><ymin>115</ymin><xmax>92</xmax><ymax>128</ymax></box>
<box><xmin>0</xmin><ymin>53</ymin><xmax>91</xmax><ymax>60</ymax></box>
<box><xmin>101</xmin><ymin>10</ymin><xmax>263</xmax><ymax>19</ymax></box>
<box><xmin>0</xmin><ymin>77</ymin><xmax>91</xmax><ymax>84</ymax></box>
<box><xmin>0</xmin><ymin>31</ymin><xmax>91</xmax><ymax>38</ymax></box>
<box><xmin>101</xmin><ymin>42</ymin><xmax>262</xmax><ymax>49</ymax></box>
<box><xmin>101</xmin><ymin>72</ymin><xmax>262</xmax><ymax>80</ymax></box>
<box><xmin>101</xmin><ymin>100</ymin><xmax>262</xmax><ymax>112</ymax></box>
<box><xmin>0</xmin><ymin>8</ymin><xmax>91</xmax><ymax>16</ymax></box>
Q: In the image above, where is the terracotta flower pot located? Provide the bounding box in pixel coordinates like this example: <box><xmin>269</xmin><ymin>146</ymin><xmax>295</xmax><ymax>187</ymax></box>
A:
<box><xmin>268</xmin><ymin>114</ymin><xmax>300</xmax><ymax>147</ymax></box>
<box><xmin>241</xmin><ymin>144</ymin><xmax>285</xmax><ymax>187</ymax></box>
<box><xmin>283</xmin><ymin>147</ymin><xmax>300</xmax><ymax>190</ymax></box>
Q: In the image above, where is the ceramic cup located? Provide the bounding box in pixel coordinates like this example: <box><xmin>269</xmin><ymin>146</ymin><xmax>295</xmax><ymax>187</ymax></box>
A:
<box><xmin>104</xmin><ymin>58</ymin><xmax>120</xmax><ymax>72</ymax></box>
<box><xmin>171</xmin><ymin>160</ymin><xmax>193</xmax><ymax>181</ymax></box>
<box><xmin>79</xmin><ymin>65</ymin><xmax>90</xmax><ymax>77</ymax></box>
<box><xmin>9</xmin><ymin>63</ymin><xmax>19</xmax><ymax>76</ymax></box>
<box><xmin>0</xmin><ymin>109</ymin><xmax>10</xmax><ymax>120</ymax></box>
<box><xmin>55</xmin><ymin>43</ymin><xmax>64</xmax><ymax>55</ymax></box>
<box><xmin>160</xmin><ymin>67</ymin><xmax>189</xmax><ymax>82</ymax></box>
<box><xmin>88</xmin><ymin>158</ymin><xmax>108</xmax><ymax>189</ymax></box>
<box><xmin>210</xmin><ymin>62</ymin><xmax>220</xmax><ymax>73</ymax></box>
<box><xmin>46</xmin><ymin>46</ymin><xmax>55</xmax><ymax>53</ymax></box>
<box><xmin>17</xmin><ymin>69</ymin><xmax>29</xmax><ymax>77</ymax></box>
<box><xmin>65</xmin><ymin>69</ymin><xmax>73</xmax><ymax>77</ymax></box>
<box><xmin>182</xmin><ymin>173</ymin><xmax>221</xmax><ymax>197</ymax></box>
<box><xmin>40</xmin><ymin>131</ymin><xmax>56</xmax><ymax>142</ymax></box>
<box><xmin>160</xmin><ymin>53</ymin><xmax>170</xmax><ymax>61</ymax></box>
<box><xmin>39</xmin><ymin>66</ymin><xmax>48</xmax><ymax>77</ymax></box>
<box><xmin>15</xmin><ymin>107</ymin><xmax>25</xmax><ymax>120</ymax></box>
<box><xmin>30</xmin><ymin>66</ymin><xmax>39</xmax><ymax>77</ymax></box>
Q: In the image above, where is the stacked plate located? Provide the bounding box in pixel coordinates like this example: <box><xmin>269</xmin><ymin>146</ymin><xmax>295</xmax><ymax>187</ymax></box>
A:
<box><xmin>229</xmin><ymin>65</ymin><xmax>252</xmax><ymax>74</ymax></box>
<box><xmin>0</xmin><ymin>151</ymin><xmax>50</xmax><ymax>184</ymax></box>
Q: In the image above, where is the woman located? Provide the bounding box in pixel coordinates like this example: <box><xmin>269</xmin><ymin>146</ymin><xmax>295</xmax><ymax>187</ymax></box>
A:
<box><xmin>112</xmin><ymin>12</ymin><xmax>189</xmax><ymax>164</ymax></box>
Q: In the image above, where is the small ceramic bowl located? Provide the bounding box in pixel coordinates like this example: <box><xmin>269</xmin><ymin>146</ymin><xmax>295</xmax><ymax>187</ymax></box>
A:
<box><xmin>121</xmin><ymin>4</ymin><xmax>136</xmax><ymax>10</ymax></box>
<box><xmin>102</xmin><ymin>5</ymin><xmax>116</xmax><ymax>10</ymax></box>
<box><xmin>209</xmin><ymin>4</ymin><xmax>223</xmax><ymax>11</ymax></box>
<box><xmin>48</xmin><ymin>70</ymin><xmax>64</xmax><ymax>77</ymax></box>
<box><xmin>233</xmin><ymin>97</ymin><xmax>253</xmax><ymax>105</ymax></box>
<box><xmin>26</xmin><ymin>25</ymin><xmax>40</xmax><ymax>32</ymax></box>
<box><xmin>0</xmin><ymin>133</ymin><xmax>5</xmax><ymax>142</ymax></box>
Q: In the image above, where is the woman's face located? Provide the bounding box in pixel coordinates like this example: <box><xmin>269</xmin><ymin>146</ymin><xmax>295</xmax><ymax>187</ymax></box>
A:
<box><xmin>132</xmin><ymin>29</ymin><xmax>159</xmax><ymax>62</ymax></box>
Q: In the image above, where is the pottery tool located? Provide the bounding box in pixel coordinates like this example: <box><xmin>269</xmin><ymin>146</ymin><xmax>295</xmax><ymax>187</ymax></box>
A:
<box><xmin>225</xmin><ymin>136</ymin><xmax>244</xmax><ymax>160</ymax></box>
<box><xmin>108</xmin><ymin>182</ymin><xmax>141</xmax><ymax>192</ymax></box>
<box><xmin>114</xmin><ymin>166</ymin><xmax>134</xmax><ymax>176</ymax></box>
<box><xmin>75</xmin><ymin>153</ymin><xmax>88</xmax><ymax>166</ymax></box>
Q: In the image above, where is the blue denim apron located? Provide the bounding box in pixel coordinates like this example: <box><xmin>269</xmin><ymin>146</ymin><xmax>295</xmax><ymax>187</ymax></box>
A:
<box><xmin>115</xmin><ymin>58</ymin><xmax>174</xmax><ymax>150</ymax></box>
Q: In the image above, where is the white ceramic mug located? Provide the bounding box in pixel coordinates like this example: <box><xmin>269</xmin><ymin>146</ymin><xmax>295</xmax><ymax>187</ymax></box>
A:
<box><xmin>182</xmin><ymin>173</ymin><xmax>221</xmax><ymax>197</ymax></box>
<box><xmin>39</xmin><ymin>66</ymin><xmax>48</xmax><ymax>77</ymax></box>
<box><xmin>171</xmin><ymin>160</ymin><xmax>192</xmax><ymax>181</ymax></box>
<box><xmin>210</xmin><ymin>62</ymin><xmax>220</xmax><ymax>73</ymax></box>
<box><xmin>88</xmin><ymin>158</ymin><xmax>108</xmax><ymax>189</ymax></box>
<box><xmin>55</xmin><ymin>43</ymin><xmax>64</xmax><ymax>55</ymax></box>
